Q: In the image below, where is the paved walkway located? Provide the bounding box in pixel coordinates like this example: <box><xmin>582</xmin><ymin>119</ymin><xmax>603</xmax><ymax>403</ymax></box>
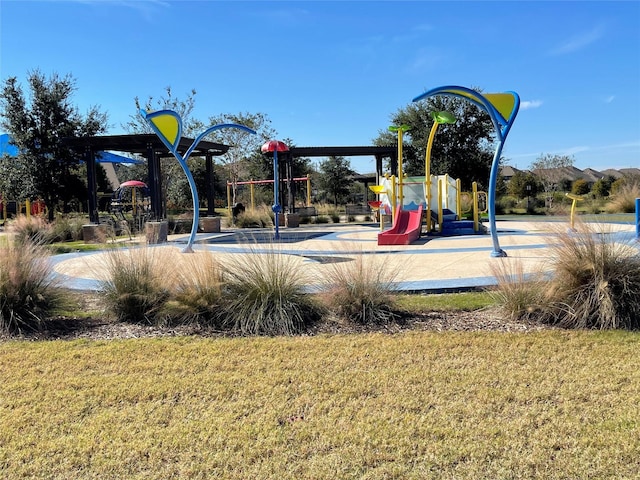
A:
<box><xmin>50</xmin><ymin>219</ymin><xmax>639</xmax><ymax>293</ymax></box>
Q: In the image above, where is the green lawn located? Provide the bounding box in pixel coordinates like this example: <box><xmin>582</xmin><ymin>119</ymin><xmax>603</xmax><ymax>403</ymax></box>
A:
<box><xmin>2</xmin><ymin>330</ymin><xmax>639</xmax><ymax>479</ymax></box>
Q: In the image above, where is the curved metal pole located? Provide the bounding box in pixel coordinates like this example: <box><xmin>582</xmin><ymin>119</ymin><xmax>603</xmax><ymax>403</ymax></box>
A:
<box><xmin>413</xmin><ymin>86</ymin><xmax>520</xmax><ymax>257</ymax></box>
<box><xmin>181</xmin><ymin>123</ymin><xmax>256</xmax><ymax>252</ymax></box>
<box><xmin>424</xmin><ymin>122</ymin><xmax>440</xmax><ymax>232</ymax></box>
<box><xmin>141</xmin><ymin>108</ymin><xmax>256</xmax><ymax>253</ymax></box>
<box><xmin>487</xmin><ymin>141</ymin><xmax>506</xmax><ymax>257</ymax></box>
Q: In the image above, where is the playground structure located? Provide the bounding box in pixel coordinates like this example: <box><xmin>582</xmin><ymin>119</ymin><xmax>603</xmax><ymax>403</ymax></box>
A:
<box><xmin>226</xmin><ymin>177</ymin><xmax>312</xmax><ymax>213</ymax></box>
<box><xmin>371</xmin><ymin>86</ymin><xmax>520</xmax><ymax>254</ymax></box>
<box><xmin>0</xmin><ymin>197</ymin><xmax>47</xmax><ymax>225</ymax></box>
<box><xmin>108</xmin><ymin>180</ymin><xmax>152</xmax><ymax>233</ymax></box>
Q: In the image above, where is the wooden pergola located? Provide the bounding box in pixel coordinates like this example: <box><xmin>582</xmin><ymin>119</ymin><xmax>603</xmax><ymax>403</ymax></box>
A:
<box><xmin>64</xmin><ymin>134</ymin><xmax>229</xmax><ymax>224</ymax></box>
<box><xmin>285</xmin><ymin>145</ymin><xmax>398</xmax><ymax>212</ymax></box>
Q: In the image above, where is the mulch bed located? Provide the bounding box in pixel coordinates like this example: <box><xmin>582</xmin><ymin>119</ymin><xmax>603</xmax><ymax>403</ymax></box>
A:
<box><xmin>1</xmin><ymin>290</ymin><xmax>554</xmax><ymax>342</ymax></box>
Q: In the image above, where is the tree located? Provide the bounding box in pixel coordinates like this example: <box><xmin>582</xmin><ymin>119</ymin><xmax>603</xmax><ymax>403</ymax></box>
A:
<box><xmin>592</xmin><ymin>175</ymin><xmax>614</xmax><ymax>198</ymax></box>
<box><xmin>530</xmin><ymin>153</ymin><xmax>575</xmax><ymax>208</ymax></box>
<box><xmin>318</xmin><ymin>156</ymin><xmax>355</xmax><ymax>206</ymax></box>
<box><xmin>373</xmin><ymin>90</ymin><xmax>496</xmax><ymax>190</ymax></box>
<box><xmin>206</xmin><ymin>112</ymin><xmax>276</xmax><ymax>205</ymax></box>
<box><xmin>507</xmin><ymin>170</ymin><xmax>540</xmax><ymax>199</ymax></box>
<box><xmin>571</xmin><ymin>179</ymin><xmax>590</xmax><ymax>195</ymax></box>
<box><xmin>0</xmin><ymin>71</ymin><xmax>107</xmax><ymax>220</ymax></box>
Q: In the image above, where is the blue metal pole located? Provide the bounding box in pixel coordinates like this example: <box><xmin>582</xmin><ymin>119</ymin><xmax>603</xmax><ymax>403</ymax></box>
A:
<box><xmin>273</xmin><ymin>149</ymin><xmax>281</xmax><ymax>240</ymax></box>
<box><xmin>636</xmin><ymin>198</ymin><xmax>640</xmax><ymax>242</ymax></box>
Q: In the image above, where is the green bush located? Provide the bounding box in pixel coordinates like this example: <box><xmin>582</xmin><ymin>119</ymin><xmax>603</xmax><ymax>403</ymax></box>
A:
<box><xmin>319</xmin><ymin>252</ymin><xmax>399</xmax><ymax>325</ymax></box>
<box><xmin>0</xmin><ymin>239</ymin><xmax>69</xmax><ymax>333</ymax></box>
<box><xmin>222</xmin><ymin>245</ymin><xmax>322</xmax><ymax>335</ymax></box>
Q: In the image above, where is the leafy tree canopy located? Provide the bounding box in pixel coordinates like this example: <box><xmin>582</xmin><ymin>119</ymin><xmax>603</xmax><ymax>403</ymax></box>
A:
<box><xmin>206</xmin><ymin>112</ymin><xmax>276</xmax><ymax>205</ymax></box>
<box><xmin>318</xmin><ymin>156</ymin><xmax>355</xmax><ymax>206</ymax></box>
<box><xmin>373</xmin><ymin>89</ymin><xmax>496</xmax><ymax>190</ymax></box>
<box><xmin>0</xmin><ymin>70</ymin><xmax>107</xmax><ymax>219</ymax></box>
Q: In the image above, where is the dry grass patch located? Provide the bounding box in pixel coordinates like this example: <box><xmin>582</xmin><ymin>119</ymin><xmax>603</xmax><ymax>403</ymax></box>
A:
<box><xmin>99</xmin><ymin>246</ymin><xmax>175</xmax><ymax>325</ymax></box>
<box><xmin>1</xmin><ymin>331</ymin><xmax>639</xmax><ymax>479</ymax></box>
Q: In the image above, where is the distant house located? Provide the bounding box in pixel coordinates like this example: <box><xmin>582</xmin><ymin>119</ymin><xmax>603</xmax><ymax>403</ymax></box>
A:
<box><xmin>619</xmin><ymin>168</ymin><xmax>640</xmax><ymax>178</ymax></box>
<box><xmin>499</xmin><ymin>165</ymin><xmax>525</xmax><ymax>182</ymax></box>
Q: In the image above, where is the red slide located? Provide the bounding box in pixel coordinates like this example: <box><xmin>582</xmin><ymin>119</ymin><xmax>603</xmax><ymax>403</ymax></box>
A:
<box><xmin>378</xmin><ymin>205</ymin><xmax>423</xmax><ymax>246</ymax></box>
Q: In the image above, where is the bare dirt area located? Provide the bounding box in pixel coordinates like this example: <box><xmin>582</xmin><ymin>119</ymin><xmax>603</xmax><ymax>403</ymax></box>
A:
<box><xmin>1</xmin><ymin>290</ymin><xmax>555</xmax><ymax>342</ymax></box>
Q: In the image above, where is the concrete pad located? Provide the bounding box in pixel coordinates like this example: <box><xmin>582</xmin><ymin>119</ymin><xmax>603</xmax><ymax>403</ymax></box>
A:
<box><xmin>49</xmin><ymin>220</ymin><xmax>638</xmax><ymax>293</ymax></box>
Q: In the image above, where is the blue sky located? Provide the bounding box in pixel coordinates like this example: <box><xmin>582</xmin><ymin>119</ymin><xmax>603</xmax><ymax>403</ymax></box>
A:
<box><xmin>1</xmin><ymin>0</ymin><xmax>639</xmax><ymax>174</ymax></box>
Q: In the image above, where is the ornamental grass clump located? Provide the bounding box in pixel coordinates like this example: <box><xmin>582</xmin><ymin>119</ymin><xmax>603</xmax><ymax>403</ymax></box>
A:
<box><xmin>8</xmin><ymin>214</ymin><xmax>52</xmax><ymax>245</ymax></box>
<box><xmin>606</xmin><ymin>180</ymin><xmax>640</xmax><ymax>213</ymax></box>
<box><xmin>167</xmin><ymin>251</ymin><xmax>227</xmax><ymax>326</ymax></box>
<box><xmin>543</xmin><ymin>223</ymin><xmax>640</xmax><ymax>329</ymax></box>
<box><xmin>223</xmin><ymin>245</ymin><xmax>322</xmax><ymax>335</ymax></box>
<box><xmin>319</xmin><ymin>251</ymin><xmax>399</xmax><ymax>325</ymax></box>
<box><xmin>0</xmin><ymin>239</ymin><xmax>68</xmax><ymax>334</ymax></box>
<box><xmin>99</xmin><ymin>246</ymin><xmax>172</xmax><ymax>325</ymax></box>
<box><xmin>489</xmin><ymin>258</ymin><xmax>548</xmax><ymax>322</ymax></box>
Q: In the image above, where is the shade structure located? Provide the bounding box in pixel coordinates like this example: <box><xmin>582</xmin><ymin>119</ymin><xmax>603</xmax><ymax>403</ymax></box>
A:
<box><xmin>261</xmin><ymin>140</ymin><xmax>289</xmax><ymax>153</ymax></box>
<box><xmin>120</xmin><ymin>180</ymin><xmax>147</xmax><ymax>188</ymax></box>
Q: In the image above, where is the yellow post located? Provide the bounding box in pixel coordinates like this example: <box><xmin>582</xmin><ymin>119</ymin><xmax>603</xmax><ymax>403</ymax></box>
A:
<box><xmin>566</xmin><ymin>193</ymin><xmax>583</xmax><ymax>231</ymax></box>
<box><xmin>226</xmin><ymin>183</ymin><xmax>232</xmax><ymax>215</ymax></box>
<box><xmin>437</xmin><ymin>179</ymin><xmax>443</xmax><ymax>232</ymax></box>
<box><xmin>389</xmin><ymin>125</ymin><xmax>411</xmax><ymax>212</ymax></box>
<box><xmin>424</xmin><ymin>124</ymin><xmax>439</xmax><ymax>232</ymax></box>
<box><xmin>306</xmin><ymin>177</ymin><xmax>311</xmax><ymax>206</ymax></box>
<box><xmin>390</xmin><ymin>175</ymin><xmax>397</xmax><ymax>220</ymax></box>
<box><xmin>424</xmin><ymin>111</ymin><xmax>456</xmax><ymax>233</ymax></box>
<box><xmin>25</xmin><ymin>199</ymin><xmax>31</xmax><ymax>220</ymax></box>
<box><xmin>456</xmin><ymin>178</ymin><xmax>461</xmax><ymax>219</ymax></box>
<box><xmin>473</xmin><ymin>182</ymin><xmax>479</xmax><ymax>232</ymax></box>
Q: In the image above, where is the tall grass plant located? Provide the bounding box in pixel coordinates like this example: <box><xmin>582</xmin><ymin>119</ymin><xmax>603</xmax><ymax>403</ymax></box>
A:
<box><xmin>223</xmin><ymin>245</ymin><xmax>322</xmax><ymax>335</ymax></box>
<box><xmin>99</xmin><ymin>246</ymin><xmax>172</xmax><ymax>325</ymax></box>
<box><xmin>543</xmin><ymin>223</ymin><xmax>640</xmax><ymax>329</ymax></box>
<box><xmin>319</xmin><ymin>251</ymin><xmax>400</xmax><ymax>324</ymax></box>
<box><xmin>0</xmin><ymin>239</ymin><xmax>68</xmax><ymax>333</ymax></box>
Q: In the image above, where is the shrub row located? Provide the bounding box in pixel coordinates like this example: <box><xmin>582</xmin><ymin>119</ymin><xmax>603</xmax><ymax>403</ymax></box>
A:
<box><xmin>98</xmin><ymin>245</ymin><xmax>400</xmax><ymax>336</ymax></box>
<box><xmin>491</xmin><ymin>221</ymin><xmax>640</xmax><ymax>330</ymax></box>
